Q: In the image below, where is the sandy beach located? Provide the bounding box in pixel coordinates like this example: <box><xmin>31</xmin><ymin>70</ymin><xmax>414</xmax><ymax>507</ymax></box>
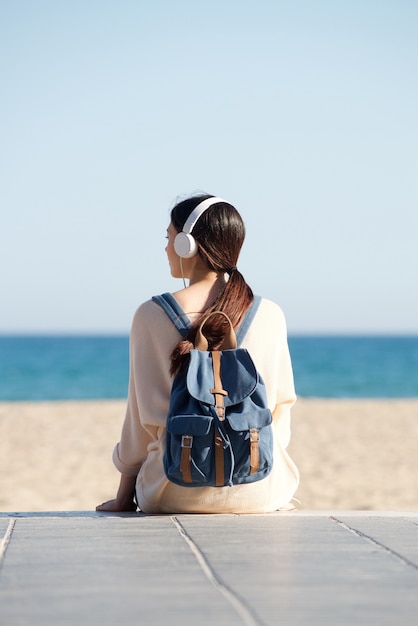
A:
<box><xmin>1</xmin><ymin>398</ymin><xmax>417</xmax><ymax>512</ymax></box>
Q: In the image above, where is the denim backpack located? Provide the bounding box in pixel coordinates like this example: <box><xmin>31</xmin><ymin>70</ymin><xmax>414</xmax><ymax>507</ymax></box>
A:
<box><xmin>152</xmin><ymin>293</ymin><xmax>273</xmax><ymax>487</ymax></box>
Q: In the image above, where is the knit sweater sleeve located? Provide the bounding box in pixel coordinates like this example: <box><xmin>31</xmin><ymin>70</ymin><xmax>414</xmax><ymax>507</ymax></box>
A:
<box><xmin>270</xmin><ymin>303</ymin><xmax>296</xmax><ymax>450</ymax></box>
<box><xmin>112</xmin><ymin>300</ymin><xmax>178</xmax><ymax>476</ymax></box>
<box><xmin>241</xmin><ymin>299</ymin><xmax>296</xmax><ymax>450</ymax></box>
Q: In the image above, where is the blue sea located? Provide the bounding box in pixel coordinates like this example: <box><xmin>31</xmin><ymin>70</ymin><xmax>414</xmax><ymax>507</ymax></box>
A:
<box><xmin>0</xmin><ymin>335</ymin><xmax>417</xmax><ymax>401</ymax></box>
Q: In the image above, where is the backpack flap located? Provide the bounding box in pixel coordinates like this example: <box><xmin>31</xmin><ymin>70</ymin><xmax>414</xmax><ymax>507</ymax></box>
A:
<box><xmin>166</xmin><ymin>414</ymin><xmax>212</xmax><ymax>436</ymax></box>
<box><xmin>186</xmin><ymin>349</ymin><xmax>258</xmax><ymax>406</ymax></box>
<box><xmin>225</xmin><ymin>408</ymin><xmax>272</xmax><ymax>432</ymax></box>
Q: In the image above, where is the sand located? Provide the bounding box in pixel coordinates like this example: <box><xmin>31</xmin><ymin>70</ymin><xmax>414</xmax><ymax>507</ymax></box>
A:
<box><xmin>1</xmin><ymin>398</ymin><xmax>417</xmax><ymax>512</ymax></box>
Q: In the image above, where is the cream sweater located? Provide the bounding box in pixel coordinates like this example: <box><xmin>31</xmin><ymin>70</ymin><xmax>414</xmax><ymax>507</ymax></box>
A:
<box><xmin>113</xmin><ymin>296</ymin><xmax>299</xmax><ymax>513</ymax></box>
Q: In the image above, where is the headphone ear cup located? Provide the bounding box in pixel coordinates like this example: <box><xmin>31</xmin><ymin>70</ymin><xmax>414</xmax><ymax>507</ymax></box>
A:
<box><xmin>174</xmin><ymin>232</ymin><xmax>198</xmax><ymax>258</ymax></box>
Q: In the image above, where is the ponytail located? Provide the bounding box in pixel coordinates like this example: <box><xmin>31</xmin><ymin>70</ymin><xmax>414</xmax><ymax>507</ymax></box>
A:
<box><xmin>169</xmin><ymin>194</ymin><xmax>253</xmax><ymax>376</ymax></box>
<box><xmin>170</xmin><ymin>270</ymin><xmax>253</xmax><ymax>376</ymax></box>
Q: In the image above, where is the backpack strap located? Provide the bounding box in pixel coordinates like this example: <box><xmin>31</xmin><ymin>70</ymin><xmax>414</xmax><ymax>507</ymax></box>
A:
<box><xmin>152</xmin><ymin>292</ymin><xmax>262</xmax><ymax>344</ymax></box>
<box><xmin>151</xmin><ymin>293</ymin><xmax>192</xmax><ymax>338</ymax></box>
<box><xmin>236</xmin><ymin>295</ymin><xmax>262</xmax><ymax>347</ymax></box>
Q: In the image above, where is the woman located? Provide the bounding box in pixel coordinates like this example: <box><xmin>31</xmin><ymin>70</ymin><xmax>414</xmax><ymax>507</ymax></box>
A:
<box><xmin>97</xmin><ymin>194</ymin><xmax>299</xmax><ymax>513</ymax></box>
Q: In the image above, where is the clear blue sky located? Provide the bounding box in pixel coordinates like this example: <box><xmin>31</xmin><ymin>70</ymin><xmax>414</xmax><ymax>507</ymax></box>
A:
<box><xmin>1</xmin><ymin>0</ymin><xmax>417</xmax><ymax>334</ymax></box>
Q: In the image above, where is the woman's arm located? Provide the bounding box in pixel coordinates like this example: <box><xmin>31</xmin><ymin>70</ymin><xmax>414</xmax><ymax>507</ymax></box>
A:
<box><xmin>96</xmin><ymin>473</ymin><xmax>138</xmax><ymax>512</ymax></box>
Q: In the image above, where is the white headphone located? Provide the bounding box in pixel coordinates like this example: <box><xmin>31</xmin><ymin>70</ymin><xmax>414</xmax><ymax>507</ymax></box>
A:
<box><xmin>174</xmin><ymin>197</ymin><xmax>226</xmax><ymax>258</ymax></box>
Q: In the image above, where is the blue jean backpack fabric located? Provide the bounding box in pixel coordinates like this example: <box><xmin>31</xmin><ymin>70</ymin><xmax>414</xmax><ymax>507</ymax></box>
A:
<box><xmin>152</xmin><ymin>293</ymin><xmax>273</xmax><ymax>487</ymax></box>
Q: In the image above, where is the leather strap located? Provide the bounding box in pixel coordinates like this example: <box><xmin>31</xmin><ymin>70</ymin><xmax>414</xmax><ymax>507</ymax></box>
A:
<box><xmin>214</xmin><ymin>427</ymin><xmax>225</xmax><ymax>487</ymax></box>
<box><xmin>180</xmin><ymin>435</ymin><xmax>193</xmax><ymax>483</ymax></box>
<box><xmin>249</xmin><ymin>428</ymin><xmax>260</xmax><ymax>475</ymax></box>
<box><xmin>211</xmin><ymin>351</ymin><xmax>227</xmax><ymax>486</ymax></box>
<box><xmin>194</xmin><ymin>311</ymin><xmax>237</xmax><ymax>351</ymax></box>
<box><xmin>210</xmin><ymin>351</ymin><xmax>228</xmax><ymax>420</ymax></box>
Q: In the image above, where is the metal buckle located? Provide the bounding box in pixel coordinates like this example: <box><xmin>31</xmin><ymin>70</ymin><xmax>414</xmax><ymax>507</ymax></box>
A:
<box><xmin>181</xmin><ymin>435</ymin><xmax>193</xmax><ymax>448</ymax></box>
<box><xmin>249</xmin><ymin>428</ymin><xmax>259</xmax><ymax>442</ymax></box>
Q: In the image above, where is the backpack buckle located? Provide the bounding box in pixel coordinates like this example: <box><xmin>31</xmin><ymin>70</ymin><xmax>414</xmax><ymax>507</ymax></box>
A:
<box><xmin>181</xmin><ymin>435</ymin><xmax>193</xmax><ymax>449</ymax></box>
<box><xmin>249</xmin><ymin>428</ymin><xmax>259</xmax><ymax>442</ymax></box>
<box><xmin>215</xmin><ymin>405</ymin><xmax>225</xmax><ymax>420</ymax></box>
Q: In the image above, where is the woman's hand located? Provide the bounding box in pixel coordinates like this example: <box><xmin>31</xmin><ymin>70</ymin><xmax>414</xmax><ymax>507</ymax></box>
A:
<box><xmin>96</xmin><ymin>498</ymin><xmax>137</xmax><ymax>512</ymax></box>
<box><xmin>96</xmin><ymin>473</ymin><xmax>138</xmax><ymax>512</ymax></box>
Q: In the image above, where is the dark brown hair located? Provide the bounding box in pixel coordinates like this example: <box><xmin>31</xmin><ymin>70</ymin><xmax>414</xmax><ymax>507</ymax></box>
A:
<box><xmin>170</xmin><ymin>194</ymin><xmax>254</xmax><ymax>375</ymax></box>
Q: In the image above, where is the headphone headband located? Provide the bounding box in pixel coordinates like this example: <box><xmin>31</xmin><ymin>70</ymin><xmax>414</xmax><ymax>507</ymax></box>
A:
<box><xmin>181</xmin><ymin>197</ymin><xmax>226</xmax><ymax>234</ymax></box>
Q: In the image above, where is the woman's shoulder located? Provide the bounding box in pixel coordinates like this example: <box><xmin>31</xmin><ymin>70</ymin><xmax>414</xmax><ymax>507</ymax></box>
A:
<box><xmin>130</xmin><ymin>294</ymin><xmax>287</xmax><ymax>334</ymax></box>
<box><xmin>133</xmin><ymin>297</ymin><xmax>166</xmax><ymax>317</ymax></box>
<box><xmin>246</xmin><ymin>297</ymin><xmax>289</xmax><ymax>340</ymax></box>
<box><xmin>240</xmin><ymin>297</ymin><xmax>289</xmax><ymax>358</ymax></box>
<box><xmin>130</xmin><ymin>296</ymin><xmax>176</xmax><ymax>333</ymax></box>
<box><xmin>257</xmin><ymin>297</ymin><xmax>287</xmax><ymax>323</ymax></box>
